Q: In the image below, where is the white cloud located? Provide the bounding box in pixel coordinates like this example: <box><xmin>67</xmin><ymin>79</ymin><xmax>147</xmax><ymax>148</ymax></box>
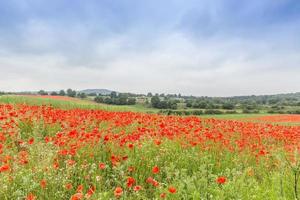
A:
<box><xmin>1</xmin><ymin>28</ymin><xmax>299</xmax><ymax>96</ymax></box>
<box><xmin>0</xmin><ymin>4</ymin><xmax>299</xmax><ymax>96</ymax></box>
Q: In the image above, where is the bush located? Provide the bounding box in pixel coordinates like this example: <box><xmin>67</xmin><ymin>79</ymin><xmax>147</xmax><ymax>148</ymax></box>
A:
<box><xmin>243</xmin><ymin>109</ymin><xmax>260</xmax><ymax>114</ymax></box>
<box><xmin>192</xmin><ymin>110</ymin><xmax>203</xmax><ymax>115</ymax></box>
<box><xmin>127</xmin><ymin>98</ymin><xmax>136</xmax><ymax>105</ymax></box>
<box><xmin>204</xmin><ymin>109</ymin><xmax>224</xmax><ymax>115</ymax></box>
<box><xmin>222</xmin><ymin>103</ymin><xmax>235</xmax><ymax>110</ymax></box>
<box><xmin>38</xmin><ymin>90</ymin><xmax>48</xmax><ymax>95</ymax></box>
<box><xmin>225</xmin><ymin>110</ymin><xmax>237</xmax><ymax>114</ymax></box>
<box><xmin>94</xmin><ymin>96</ymin><xmax>104</xmax><ymax>103</ymax></box>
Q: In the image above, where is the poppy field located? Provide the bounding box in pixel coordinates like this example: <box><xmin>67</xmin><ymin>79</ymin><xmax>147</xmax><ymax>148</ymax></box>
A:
<box><xmin>0</xmin><ymin>101</ymin><xmax>300</xmax><ymax>199</ymax></box>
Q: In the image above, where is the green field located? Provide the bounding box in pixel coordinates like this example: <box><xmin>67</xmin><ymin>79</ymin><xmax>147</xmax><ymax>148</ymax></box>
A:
<box><xmin>0</xmin><ymin>95</ymin><xmax>158</xmax><ymax>113</ymax></box>
<box><xmin>0</xmin><ymin>94</ymin><xmax>300</xmax><ymax>199</ymax></box>
<box><xmin>0</xmin><ymin>95</ymin><xmax>273</xmax><ymax>119</ymax></box>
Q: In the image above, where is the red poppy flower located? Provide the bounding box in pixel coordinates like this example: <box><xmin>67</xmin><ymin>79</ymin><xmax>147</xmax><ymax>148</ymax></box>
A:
<box><xmin>133</xmin><ymin>185</ymin><xmax>142</xmax><ymax>191</ymax></box>
<box><xmin>128</xmin><ymin>143</ymin><xmax>134</xmax><ymax>149</ymax></box>
<box><xmin>0</xmin><ymin>164</ymin><xmax>10</xmax><ymax>173</ymax></box>
<box><xmin>40</xmin><ymin>179</ymin><xmax>47</xmax><ymax>189</ymax></box>
<box><xmin>160</xmin><ymin>193</ymin><xmax>166</xmax><ymax>198</ymax></box>
<box><xmin>76</xmin><ymin>184</ymin><xmax>84</xmax><ymax>193</ymax></box>
<box><xmin>127</xmin><ymin>177</ymin><xmax>136</xmax><ymax>188</ymax></box>
<box><xmin>85</xmin><ymin>185</ymin><xmax>96</xmax><ymax>198</ymax></box>
<box><xmin>152</xmin><ymin>166</ymin><xmax>160</xmax><ymax>174</ymax></box>
<box><xmin>65</xmin><ymin>183</ymin><xmax>73</xmax><ymax>190</ymax></box>
<box><xmin>168</xmin><ymin>186</ymin><xmax>177</xmax><ymax>193</ymax></box>
<box><xmin>28</xmin><ymin>138</ymin><xmax>34</xmax><ymax>145</ymax></box>
<box><xmin>114</xmin><ymin>187</ymin><xmax>123</xmax><ymax>198</ymax></box>
<box><xmin>26</xmin><ymin>193</ymin><xmax>36</xmax><ymax>200</ymax></box>
<box><xmin>98</xmin><ymin>163</ymin><xmax>106</xmax><ymax>170</ymax></box>
<box><xmin>216</xmin><ymin>176</ymin><xmax>227</xmax><ymax>184</ymax></box>
<box><xmin>70</xmin><ymin>193</ymin><xmax>83</xmax><ymax>200</ymax></box>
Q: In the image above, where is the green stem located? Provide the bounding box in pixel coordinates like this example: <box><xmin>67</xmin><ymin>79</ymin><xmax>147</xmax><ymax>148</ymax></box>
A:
<box><xmin>295</xmin><ymin>171</ymin><xmax>299</xmax><ymax>200</ymax></box>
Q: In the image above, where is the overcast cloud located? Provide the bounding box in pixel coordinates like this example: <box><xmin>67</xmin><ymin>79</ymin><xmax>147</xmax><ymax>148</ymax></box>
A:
<box><xmin>0</xmin><ymin>0</ymin><xmax>299</xmax><ymax>96</ymax></box>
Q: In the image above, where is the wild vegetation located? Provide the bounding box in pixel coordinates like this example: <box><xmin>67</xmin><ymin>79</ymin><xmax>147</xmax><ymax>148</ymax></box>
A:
<box><xmin>0</xmin><ymin>95</ymin><xmax>299</xmax><ymax>199</ymax></box>
<box><xmin>2</xmin><ymin>90</ymin><xmax>300</xmax><ymax>115</ymax></box>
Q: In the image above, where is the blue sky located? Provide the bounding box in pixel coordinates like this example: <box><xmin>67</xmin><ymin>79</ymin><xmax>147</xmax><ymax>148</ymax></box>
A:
<box><xmin>0</xmin><ymin>0</ymin><xmax>299</xmax><ymax>96</ymax></box>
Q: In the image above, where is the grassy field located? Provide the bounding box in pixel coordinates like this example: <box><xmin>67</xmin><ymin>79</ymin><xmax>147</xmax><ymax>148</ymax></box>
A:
<box><xmin>0</xmin><ymin>95</ymin><xmax>299</xmax><ymax>199</ymax></box>
<box><xmin>0</xmin><ymin>95</ymin><xmax>272</xmax><ymax>118</ymax></box>
<box><xmin>0</xmin><ymin>95</ymin><xmax>158</xmax><ymax>113</ymax></box>
<box><xmin>1</xmin><ymin>95</ymin><xmax>299</xmax><ymax>126</ymax></box>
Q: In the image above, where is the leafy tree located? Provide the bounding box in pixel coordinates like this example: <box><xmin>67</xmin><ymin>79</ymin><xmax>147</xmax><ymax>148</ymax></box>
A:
<box><xmin>118</xmin><ymin>96</ymin><xmax>128</xmax><ymax>105</ymax></box>
<box><xmin>104</xmin><ymin>97</ymin><xmax>113</xmax><ymax>104</ymax></box>
<box><xmin>110</xmin><ymin>91</ymin><xmax>117</xmax><ymax>98</ymax></box>
<box><xmin>67</xmin><ymin>89</ymin><xmax>76</xmax><ymax>97</ymax></box>
<box><xmin>89</xmin><ymin>93</ymin><xmax>97</xmax><ymax>96</ymax></box>
<box><xmin>94</xmin><ymin>96</ymin><xmax>104</xmax><ymax>103</ymax></box>
<box><xmin>50</xmin><ymin>91</ymin><xmax>58</xmax><ymax>96</ymax></box>
<box><xmin>59</xmin><ymin>90</ymin><xmax>66</xmax><ymax>96</ymax></box>
<box><xmin>38</xmin><ymin>90</ymin><xmax>48</xmax><ymax>95</ymax></box>
<box><xmin>151</xmin><ymin>96</ymin><xmax>160</xmax><ymax>108</ymax></box>
<box><xmin>222</xmin><ymin>102</ymin><xmax>235</xmax><ymax>110</ymax></box>
<box><xmin>127</xmin><ymin>98</ymin><xmax>136</xmax><ymax>105</ymax></box>
<box><xmin>78</xmin><ymin>92</ymin><xmax>87</xmax><ymax>99</ymax></box>
<box><xmin>168</xmin><ymin>100</ymin><xmax>178</xmax><ymax>109</ymax></box>
<box><xmin>186</xmin><ymin>100</ymin><xmax>193</xmax><ymax>108</ymax></box>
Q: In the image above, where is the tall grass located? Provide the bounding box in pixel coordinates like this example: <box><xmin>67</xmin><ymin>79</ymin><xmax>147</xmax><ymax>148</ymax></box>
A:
<box><xmin>0</xmin><ymin>95</ymin><xmax>157</xmax><ymax>113</ymax></box>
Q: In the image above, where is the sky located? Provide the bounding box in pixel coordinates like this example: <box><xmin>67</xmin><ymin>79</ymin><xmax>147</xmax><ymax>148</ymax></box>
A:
<box><xmin>0</xmin><ymin>0</ymin><xmax>299</xmax><ymax>96</ymax></box>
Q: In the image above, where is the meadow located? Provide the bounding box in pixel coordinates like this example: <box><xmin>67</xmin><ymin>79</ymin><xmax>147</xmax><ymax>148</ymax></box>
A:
<box><xmin>0</xmin><ymin>95</ymin><xmax>299</xmax><ymax>199</ymax></box>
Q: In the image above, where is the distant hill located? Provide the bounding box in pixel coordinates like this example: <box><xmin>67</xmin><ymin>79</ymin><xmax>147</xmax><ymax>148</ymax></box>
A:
<box><xmin>81</xmin><ymin>89</ymin><xmax>114</xmax><ymax>95</ymax></box>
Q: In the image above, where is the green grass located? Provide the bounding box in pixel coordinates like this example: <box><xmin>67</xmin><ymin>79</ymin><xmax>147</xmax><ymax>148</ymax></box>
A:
<box><xmin>1</xmin><ymin>95</ymin><xmax>298</xmax><ymax>125</ymax></box>
<box><xmin>0</xmin><ymin>95</ymin><xmax>299</xmax><ymax>199</ymax></box>
<box><xmin>0</xmin><ymin>95</ymin><xmax>267</xmax><ymax>118</ymax></box>
<box><xmin>200</xmin><ymin>113</ymin><xmax>270</xmax><ymax>120</ymax></box>
<box><xmin>0</xmin><ymin>95</ymin><xmax>158</xmax><ymax>113</ymax></box>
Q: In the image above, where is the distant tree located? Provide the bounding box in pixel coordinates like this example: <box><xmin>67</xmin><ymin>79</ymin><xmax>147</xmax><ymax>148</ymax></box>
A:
<box><xmin>59</xmin><ymin>90</ymin><xmax>66</xmax><ymax>96</ymax></box>
<box><xmin>119</xmin><ymin>96</ymin><xmax>128</xmax><ymax>105</ymax></box>
<box><xmin>89</xmin><ymin>93</ymin><xmax>97</xmax><ymax>96</ymax></box>
<box><xmin>50</xmin><ymin>91</ymin><xmax>58</xmax><ymax>96</ymax></box>
<box><xmin>104</xmin><ymin>97</ymin><xmax>113</xmax><ymax>104</ymax></box>
<box><xmin>127</xmin><ymin>98</ymin><xmax>136</xmax><ymax>105</ymax></box>
<box><xmin>242</xmin><ymin>103</ymin><xmax>257</xmax><ymax>110</ymax></box>
<box><xmin>67</xmin><ymin>89</ymin><xmax>76</xmax><ymax>97</ymax></box>
<box><xmin>94</xmin><ymin>96</ymin><xmax>104</xmax><ymax>103</ymax></box>
<box><xmin>186</xmin><ymin>100</ymin><xmax>193</xmax><ymax>108</ymax></box>
<box><xmin>158</xmin><ymin>101</ymin><xmax>168</xmax><ymax>109</ymax></box>
<box><xmin>110</xmin><ymin>91</ymin><xmax>117</xmax><ymax>98</ymax></box>
<box><xmin>168</xmin><ymin>100</ymin><xmax>178</xmax><ymax>109</ymax></box>
<box><xmin>38</xmin><ymin>90</ymin><xmax>48</xmax><ymax>95</ymax></box>
<box><xmin>151</xmin><ymin>96</ymin><xmax>160</xmax><ymax>108</ymax></box>
<box><xmin>268</xmin><ymin>98</ymin><xmax>280</xmax><ymax>104</ymax></box>
<box><xmin>206</xmin><ymin>103</ymin><xmax>217</xmax><ymax>109</ymax></box>
<box><xmin>192</xmin><ymin>101</ymin><xmax>207</xmax><ymax>109</ymax></box>
<box><xmin>222</xmin><ymin>102</ymin><xmax>235</xmax><ymax>110</ymax></box>
<box><xmin>147</xmin><ymin>92</ymin><xmax>153</xmax><ymax>97</ymax></box>
<box><xmin>78</xmin><ymin>92</ymin><xmax>87</xmax><ymax>99</ymax></box>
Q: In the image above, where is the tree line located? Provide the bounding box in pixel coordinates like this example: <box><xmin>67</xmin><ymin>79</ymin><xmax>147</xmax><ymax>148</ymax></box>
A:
<box><xmin>94</xmin><ymin>92</ymin><xmax>136</xmax><ymax>105</ymax></box>
<box><xmin>37</xmin><ymin>89</ymin><xmax>87</xmax><ymax>99</ymax></box>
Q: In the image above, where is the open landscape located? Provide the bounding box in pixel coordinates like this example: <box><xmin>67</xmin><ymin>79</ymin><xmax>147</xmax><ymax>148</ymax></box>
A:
<box><xmin>1</xmin><ymin>0</ymin><xmax>300</xmax><ymax>199</ymax></box>
<box><xmin>0</xmin><ymin>94</ymin><xmax>299</xmax><ymax>199</ymax></box>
